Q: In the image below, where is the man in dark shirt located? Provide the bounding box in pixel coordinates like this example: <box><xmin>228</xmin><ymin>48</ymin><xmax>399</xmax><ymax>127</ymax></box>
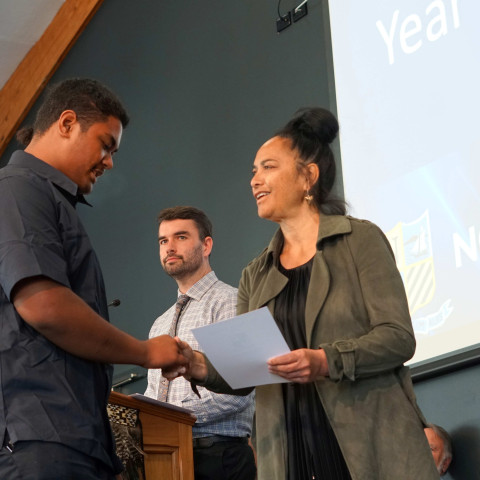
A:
<box><xmin>0</xmin><ymin>78</ymin><xmax>187</xmax><ymax>480</ymax></box>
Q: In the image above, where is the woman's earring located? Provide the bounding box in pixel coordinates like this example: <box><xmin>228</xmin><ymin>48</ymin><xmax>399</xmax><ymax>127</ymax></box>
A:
<box><xmin>304</xmin><ymin>190</ymin><xmax>313</xmax><ymax>203</ymax></box>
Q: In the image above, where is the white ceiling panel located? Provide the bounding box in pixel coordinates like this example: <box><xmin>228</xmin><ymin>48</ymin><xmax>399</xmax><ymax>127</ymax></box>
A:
<box><xmin>0</xmin><ymin>0</ymin><xmax>65</xmax><ymax>88</ymax></box>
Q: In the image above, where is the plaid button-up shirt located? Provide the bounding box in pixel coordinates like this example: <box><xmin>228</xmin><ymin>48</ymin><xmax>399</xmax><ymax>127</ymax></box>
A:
<box><xmin>145</xmin><ymin>271</ymin><xmax>255</xmax><ymax>438</ymax></box>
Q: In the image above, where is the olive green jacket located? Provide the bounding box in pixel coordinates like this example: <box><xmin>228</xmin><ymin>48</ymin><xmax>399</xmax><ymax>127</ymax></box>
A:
<box><xmin>203</xmin><ymin>215</ymin><xmax>439</xmax><ymax>480</ymax></box>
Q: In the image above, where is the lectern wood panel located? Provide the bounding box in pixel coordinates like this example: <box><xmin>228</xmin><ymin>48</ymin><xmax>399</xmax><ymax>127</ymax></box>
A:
<box><xmin>109</xmin><ymin>391</ymin><xmax>195</xmax><ymax>480</ymax></box>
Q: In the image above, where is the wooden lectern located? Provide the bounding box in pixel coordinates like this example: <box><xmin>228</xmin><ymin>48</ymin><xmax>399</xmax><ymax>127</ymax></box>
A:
<box><xmin>109</xmin><ymin>391</ymin><xmax>196</xmax><ymax>480</ymax></box>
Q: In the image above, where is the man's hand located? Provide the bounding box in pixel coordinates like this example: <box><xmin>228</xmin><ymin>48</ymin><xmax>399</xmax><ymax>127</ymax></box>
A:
<box><xmin>267</xmin><ymin>348</ymin><xmax>329</xmax><ymax>383</ymax></box>
<box><xmin>143</xmin><ymin>335</ymin><xmax>188</xmax><ymax>370</ymax></box>
<box><xmin>162</xmin><ymin>338</ymin><xmax>208</xmax><ymax>382</ymax></box>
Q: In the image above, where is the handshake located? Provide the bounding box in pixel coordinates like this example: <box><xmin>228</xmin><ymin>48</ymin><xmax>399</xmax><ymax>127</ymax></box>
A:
<box><xmin>145</xmin><ymin>335</ymin><xmax>207</xmax><ymax>382</ymax></box>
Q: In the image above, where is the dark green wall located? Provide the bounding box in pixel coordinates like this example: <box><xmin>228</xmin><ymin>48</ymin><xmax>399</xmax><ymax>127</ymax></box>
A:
<box><xmin>1</xmin><ymin>1</ymin><xmax>478</xmax><ymax>477</ymax></box>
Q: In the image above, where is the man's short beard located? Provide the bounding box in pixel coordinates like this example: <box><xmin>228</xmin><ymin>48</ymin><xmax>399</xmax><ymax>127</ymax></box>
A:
<box><xmin>163</xmin><ymin>245</ymin><xmax>203</xmax><ymax>279</ymax></box>
<box><xmin>164</xmin><ymin>260</ymin><xmax>194</xmax><ymax>279</ymax></box>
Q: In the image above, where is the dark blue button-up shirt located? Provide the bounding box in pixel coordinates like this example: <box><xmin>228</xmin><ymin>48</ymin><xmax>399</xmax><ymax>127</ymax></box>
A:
<box><xmin>0</xmin><ymin>150</ymin><xmax>120</xmax><ymax>471</ymax></box>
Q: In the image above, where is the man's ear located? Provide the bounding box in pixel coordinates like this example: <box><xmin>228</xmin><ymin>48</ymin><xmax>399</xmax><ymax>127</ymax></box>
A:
<box><xmin>203</xmin><ymin>236</ymin><xmax>213</xmax><ymax>257</ymax></box>
<box><xmin>58</xmin><ymin>110</ymin><xmax>78</xmax><ymax>137</ymax></box>
<box><xmin>441</xmin><ymin>456</ymin><xmax>452</xmax><ymax>475</ymax></box>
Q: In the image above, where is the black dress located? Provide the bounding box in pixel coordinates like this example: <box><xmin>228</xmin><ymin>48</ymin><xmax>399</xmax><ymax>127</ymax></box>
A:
<box><xmin>275</xmin><ymin>259</ymin><xmax>352</xmax><ymax>480</ymax></box>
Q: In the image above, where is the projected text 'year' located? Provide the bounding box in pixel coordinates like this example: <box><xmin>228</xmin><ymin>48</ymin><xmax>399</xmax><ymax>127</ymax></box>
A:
<box><xmin>376</xmin><ymin>0</ymin><xmax>460</xmax><ymax>65</ymax></box>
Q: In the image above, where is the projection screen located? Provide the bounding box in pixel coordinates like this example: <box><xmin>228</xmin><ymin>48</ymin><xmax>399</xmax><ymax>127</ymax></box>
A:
<box><xmin>327</xmin><ymin>0</ymin><xmax>480</xmax><ymax>366</ymax></box>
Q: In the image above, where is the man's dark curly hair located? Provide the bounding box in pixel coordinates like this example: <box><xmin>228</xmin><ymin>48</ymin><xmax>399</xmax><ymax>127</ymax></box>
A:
<box><xmin>16</xmin><ymin>78</ymin><xmax>129</xmax><ymax>146</ymax></box>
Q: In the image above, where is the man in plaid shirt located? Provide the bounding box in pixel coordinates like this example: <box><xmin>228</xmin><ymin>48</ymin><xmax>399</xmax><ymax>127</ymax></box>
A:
<box><xmin>145</xmin><ymin>206</ymin><xmax>256</xmax><ymax>480</ymax></box>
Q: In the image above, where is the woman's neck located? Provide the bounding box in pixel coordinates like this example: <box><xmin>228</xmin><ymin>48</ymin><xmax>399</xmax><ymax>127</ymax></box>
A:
<box><xmin>279</xmin><ymin>209</ymin><xmax>320</xmax><ymax>269</ymax></box>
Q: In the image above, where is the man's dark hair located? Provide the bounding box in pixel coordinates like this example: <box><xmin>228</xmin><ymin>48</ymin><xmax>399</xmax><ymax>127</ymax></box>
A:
<box><xmin>158</xmin><ymin>206</ymin><xmax>213</xmax><ymax>241</ymax></box>
<box><xmin>16</xmin><ymin>78</ymin><xmax>129</xmax><ymax>146</ymax></box>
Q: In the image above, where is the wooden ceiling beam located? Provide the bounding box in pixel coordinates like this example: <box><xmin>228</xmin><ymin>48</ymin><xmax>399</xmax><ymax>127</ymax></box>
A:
<box><xmin>0</xmin><ymin>0</ymin><xmax>105</xmax><ymax>157</ymax></box>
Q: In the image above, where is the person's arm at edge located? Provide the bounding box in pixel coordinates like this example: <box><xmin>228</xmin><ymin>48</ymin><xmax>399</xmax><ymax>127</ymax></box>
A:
<box><xmin>12</xmin><ymin>276</ymin><xmax>187</xmax><ymax>369</ymax></box>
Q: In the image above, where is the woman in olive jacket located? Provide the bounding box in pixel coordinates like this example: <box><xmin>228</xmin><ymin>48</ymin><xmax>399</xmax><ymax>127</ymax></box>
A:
<box><xmin>170</xmin><ymin>108</ymin><xmax>439</xmax><ymax>480</ymax></box>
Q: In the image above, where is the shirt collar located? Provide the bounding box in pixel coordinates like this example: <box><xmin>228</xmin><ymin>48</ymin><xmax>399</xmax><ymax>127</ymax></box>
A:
<box><xmin>180</xmin><ymin>271</ymin><xmax>218</xmax><ymax>302</ymax></box>
<box><xmin>9</xmin><ymin>150</ymin><xmax>91</xmax><ymax>207</ymax></box>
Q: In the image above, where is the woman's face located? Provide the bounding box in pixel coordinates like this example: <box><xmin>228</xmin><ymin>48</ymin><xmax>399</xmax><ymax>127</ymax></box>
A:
<box><xmin>251</xmin><ymin>136</ymin><xmax>308</xmax><ymax>222</ymax></box>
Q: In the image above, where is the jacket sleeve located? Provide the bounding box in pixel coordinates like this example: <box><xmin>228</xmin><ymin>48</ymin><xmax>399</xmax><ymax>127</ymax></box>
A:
<box><xmin>194</xmin><ymin>354</ymin><xmax>255</xmax><ymax>396</ymax></box>
<box><xmin>320</xmin><ymin>220</ymin><xmax>416</xmax><ymax>381</ymax></box>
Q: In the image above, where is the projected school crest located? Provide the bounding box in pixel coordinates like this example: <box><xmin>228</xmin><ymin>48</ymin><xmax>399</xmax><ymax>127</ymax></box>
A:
<box><xmin>386</xmin><ymin>211</ymin><xmax>435</xmax><ymax>315</ymax></box>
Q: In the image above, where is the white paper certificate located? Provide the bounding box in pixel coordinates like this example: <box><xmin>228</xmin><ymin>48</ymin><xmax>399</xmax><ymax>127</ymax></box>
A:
<box><xmin>191</xmin><ymin>306</ymin><xmax>291</xmax><ymax>389</ymax></box>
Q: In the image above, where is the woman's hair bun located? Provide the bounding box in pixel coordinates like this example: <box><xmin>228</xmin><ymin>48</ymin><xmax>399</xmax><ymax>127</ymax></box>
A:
<box><xmin>273</xmin><ymin>106</ymin><xmax>346</xmax><ymax>215</ymax></box>
<box><xmin>290</xmin><ymin>107</ymin><xmax>339</xmax><ymax>145</ymax></box>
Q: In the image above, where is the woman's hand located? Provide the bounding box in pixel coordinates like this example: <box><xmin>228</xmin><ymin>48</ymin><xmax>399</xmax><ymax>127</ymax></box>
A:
<box><xmin>267</xmin><ymin>348</ymin><xmax>329</xmax><ymax>383</ymax></box>
<box><xmin>162</xmin><ymin>337</ymin><xmax>208</xmax><ymax>382</ymax></box>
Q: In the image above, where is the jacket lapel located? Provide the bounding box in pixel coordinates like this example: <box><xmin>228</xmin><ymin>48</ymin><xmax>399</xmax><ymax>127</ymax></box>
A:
<box><xmin>305</xmin><ymin>250</ymin><xmax>330</xmax><ymax>348</ymax></box>
<box><xmin>252</xmin><ymin>266</ymin><xmax>288</xmax><ymax>313</ymax></box>
<box><xmin>250</xmin><ymin>229</ymin><xmax>288</xmax><ymax>312</ymax></box>
<box><xmin>305</xmin><ymin>215</ymin><xmax>351</xmax><ymax>347</ymax></box>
